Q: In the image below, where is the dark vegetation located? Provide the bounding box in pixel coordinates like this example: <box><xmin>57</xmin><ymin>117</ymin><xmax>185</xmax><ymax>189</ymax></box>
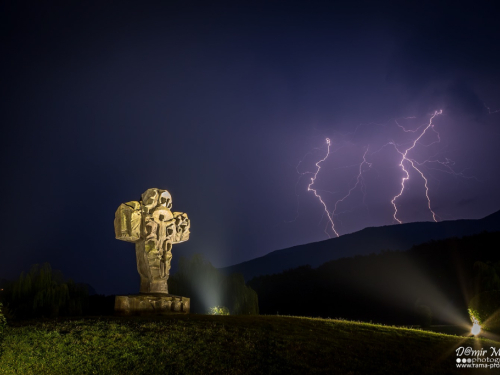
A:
<box><xmin>0</xmin><ymin>303</ymin><xmax>6</xmax><ymax>333</ymax></box>
<box><xmin>0</xmin><ymin>263</ymin><xmax>91</xmax><ymax>319</ymax></box>
<box><xmin>468</xmin><ymin>261</ymin><xmax>500</xmax><ymax>330</ymax></box>
<box><xmin>1</xmin><ymin>234</ymin><xmax>499</xmax><ymax>373</ymax></box>
<box><xmin>468</xmin><ymin>290</ymin><xmax>500</xmax><ymax>330</ymax></box>
<box><xmin>169</xmin><ymin>254</ymin><xmax>258</xmax><ymax>315</ymax></box>
<box><xmin>249</xmin><ymin>231</ymin><xmax>500</xmax><ymax>326</ymax></box>
<box><xmin>0</xmin><ymin>255</ymin><xmax>258</xmax><ymax>320</ymax></box>
<box><xmin>1</xmin><ymin>315</ymin><xmax>494</xmax><ymax>375</ymax></box>
<box><xmin>2</xmin><ymin>230</ymin><xmax>499</xmax><ymax>373</ymax></box>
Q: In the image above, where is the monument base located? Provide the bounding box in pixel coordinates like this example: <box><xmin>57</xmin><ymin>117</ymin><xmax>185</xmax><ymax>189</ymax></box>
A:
<box><xmin>114</xmin><ymin>294</ymin><xmax>190</xmax><ymax>315</ymax></box>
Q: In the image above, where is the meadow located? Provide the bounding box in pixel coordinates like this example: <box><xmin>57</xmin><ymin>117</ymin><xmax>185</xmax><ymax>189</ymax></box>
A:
<box><xmin>0</xmin><ymin>314</ymin><xmax>496</xmax><ymax>374</ymax></box>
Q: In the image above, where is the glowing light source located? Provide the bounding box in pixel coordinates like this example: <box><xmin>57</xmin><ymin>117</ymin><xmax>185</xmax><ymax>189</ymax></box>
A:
<box><xmin>471</xmin><ymin>316</ymin><xmax>481</xmax><ymax>335</ymax></box>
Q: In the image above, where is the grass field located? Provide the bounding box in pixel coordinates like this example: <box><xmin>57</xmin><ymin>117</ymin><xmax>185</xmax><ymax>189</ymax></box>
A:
<box><xmin>0</xmin><ymin>314</ymin><xmax>498</xmax><ymax>374</ymax></box>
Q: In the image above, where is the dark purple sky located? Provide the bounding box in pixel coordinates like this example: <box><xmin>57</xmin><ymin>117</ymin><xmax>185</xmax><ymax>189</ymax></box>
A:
<box><xmin>2</xmin><ymin>1</ymin><xmax>500</xmax><ymax>295</ymax></box>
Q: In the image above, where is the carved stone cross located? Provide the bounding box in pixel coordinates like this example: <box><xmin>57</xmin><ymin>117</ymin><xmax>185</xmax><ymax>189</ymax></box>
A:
<box><xmin>114</xmin><ymin>188</ymin><xmax>190</xmax><ymax>294</ymax></box>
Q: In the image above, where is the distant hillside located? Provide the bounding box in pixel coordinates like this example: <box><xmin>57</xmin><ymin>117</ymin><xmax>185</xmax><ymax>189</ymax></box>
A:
<box><xmin>222</xmin><ymin>210</ymin><xmax>500</xmax><ymax>280</ymax></box>
<box><xmin>248</xmin><ymin>231</ymin><xmax>500</xmax><ymax>325</ymax></box>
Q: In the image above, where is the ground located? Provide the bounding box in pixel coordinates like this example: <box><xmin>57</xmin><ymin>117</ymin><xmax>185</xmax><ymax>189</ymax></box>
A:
<box><xmin>0</xmin><ymin>315</ymin><xmax>497</xmax><ymax>374</ymax></box>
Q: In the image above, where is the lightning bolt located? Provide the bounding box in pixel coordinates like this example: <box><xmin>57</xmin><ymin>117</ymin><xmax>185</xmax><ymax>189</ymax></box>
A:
<box><xmin>307</xmin><ymin>138</ymin><xmax>339</xmax><ymax>237</ymax></box>
<box><xmin>390</xmin><ymin>110</ymin><xmax>443</xmax><ymax>224</ymax></box>
<box><xmin>484</xmin><ymin>102</ymin><xmax>500</xmax><ymax>114</ymax></box>
<box><xmin>291</xmin><ymin>108</ymin><xmax>479</xmax><ymax>238</ymax></box>
<box><xmin>288</xmin><ymin>145</ymin><xmax>339</xmax><ymax>224</ymax></box>
<box><xmin>395</xmin><ymin>117</ymin><xmax>418</xmax><ymax>132</ymax></box>
<box><xmin>414</xmin><ymin>157</ymin><xmax>479</xmax><ymax>181</ymax></box>
<box><xmin>332</xmin><ymin>147</ymin><xmax>372</xmax><ymax>217</ymax></box>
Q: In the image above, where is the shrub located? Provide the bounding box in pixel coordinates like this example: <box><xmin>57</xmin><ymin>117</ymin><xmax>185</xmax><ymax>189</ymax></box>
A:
<box><xmin>208</xmin><ymin>306</ymin><xmax>230</xmax><ymax>315</ymax></box>
<box><xmin>468</xmin><ymin>290</ymin><xmax>500</xmax><ymax>331</ymax></box>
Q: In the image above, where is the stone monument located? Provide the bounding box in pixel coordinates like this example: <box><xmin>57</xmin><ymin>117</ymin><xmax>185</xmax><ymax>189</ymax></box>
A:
<box><xmin>114</xmin><ymin>188</ymin><xmax>191</xmax><ymax>314</ymax></box>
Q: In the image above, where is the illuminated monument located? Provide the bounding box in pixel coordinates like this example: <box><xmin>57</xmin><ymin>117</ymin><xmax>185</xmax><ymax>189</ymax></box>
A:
<box><xmin>114</xmin><ymin>188</ymin><xmax>191</xmax><ymax>314</ymax></box>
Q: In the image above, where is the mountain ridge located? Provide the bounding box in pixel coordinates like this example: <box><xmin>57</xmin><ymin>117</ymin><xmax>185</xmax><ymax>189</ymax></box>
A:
<box><xmin>221</xmin><ymin>210</ymin><xmax>500</xmax><ymax>280</ymax></box>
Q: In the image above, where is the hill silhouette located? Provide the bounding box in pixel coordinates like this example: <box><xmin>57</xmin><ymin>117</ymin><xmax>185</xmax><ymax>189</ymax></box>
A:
<box><xmin>248</xmin><ymin>231</ymin><xmax>500</xmax><ymax>325</ymax></box>
<box><xmin>222</xmin><ymin>210</ymin><xmax>500</xmax><ymax>280</ymax></box>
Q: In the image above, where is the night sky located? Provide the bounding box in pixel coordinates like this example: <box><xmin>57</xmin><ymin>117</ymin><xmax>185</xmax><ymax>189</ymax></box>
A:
<box><xmin>2</xmin><ymin>1</ymin><xmax>500</xmax><ymax>295</ymax></box>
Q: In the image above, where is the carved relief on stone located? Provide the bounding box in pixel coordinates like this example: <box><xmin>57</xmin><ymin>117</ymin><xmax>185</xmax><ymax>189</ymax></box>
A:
<box><xmin>173</xmin><ymin>212</ymin><xmax>190</xmax><ymax>243</ymax></box>
<box><xmin>114</xmin><ymin>188</ymin><xmax>190</xmax><ymax>294</ymax></box>
<box><xmin>114</xmin><ymin>201</ymin><xmax>142</xmax><ymax>242</ymax></box>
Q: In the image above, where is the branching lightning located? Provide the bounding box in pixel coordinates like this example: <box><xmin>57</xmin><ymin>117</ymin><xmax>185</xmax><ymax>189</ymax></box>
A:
<box><xmin>390</xmin><ymin>110</ymin><xmax>442</xmax><ymax>223</ymax></box>
<box><xmin>306</xmin><ymin>138</ymin><xmax>339</xmax><ymax>237</ymax></box>
<box><xmin>292</xmin><ymin>109</ymin><xmax>477</xmax><ymax>238</ymax></box>
<box><xmin>332</xmin><ymin>147</ymin><xmax>372</xmax><ymax>217</ymax></box>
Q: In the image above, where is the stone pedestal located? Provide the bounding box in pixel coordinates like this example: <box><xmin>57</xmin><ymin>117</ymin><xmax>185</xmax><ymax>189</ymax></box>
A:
<box><xmin>115</xmin><ymin>294</ymin><xmax>190</xmax><ymax>315</ymax></box>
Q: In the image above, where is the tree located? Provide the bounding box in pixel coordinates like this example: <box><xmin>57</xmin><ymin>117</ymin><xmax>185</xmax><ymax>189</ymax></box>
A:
<box><xmin>1</xmin><ymin>263</ymin><xmax>89</xmax><ymax>318</ymax></box>
<box><xmin>468</xmin><ymin>291</ymin><xmax>500</xmax><ymax>331</ymax></box>
<box><xmin>221</xmin><ymin>273</ymin><xmax>259</xmax><ymax>315</ymax></box>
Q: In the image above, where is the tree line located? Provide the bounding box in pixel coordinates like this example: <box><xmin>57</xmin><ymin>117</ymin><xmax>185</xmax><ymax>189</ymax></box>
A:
<box><xmin>249</xmin><ymin>231</ymin><xmax>500</xmax><ymax>326</ymax></box>
<box><xmin>0</xmin><ymin>263</ymin><xmax>89</xmax><ymax>319</ymax></box>
<box><xmin>0</xmin><ymin>255</ymin><xmax>258</xmax><ymax>319</ymax></box>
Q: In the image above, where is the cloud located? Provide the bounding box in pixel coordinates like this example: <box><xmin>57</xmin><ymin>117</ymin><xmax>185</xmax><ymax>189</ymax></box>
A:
<box><xmin>385</xmin><ymin>4</ymin><xmax>500</xmax><ymax>120</ymax></box>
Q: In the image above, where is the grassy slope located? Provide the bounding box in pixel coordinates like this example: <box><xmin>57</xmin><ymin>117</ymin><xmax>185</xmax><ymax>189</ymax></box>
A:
<box><xmin>0</xmin><ymin>315</ymin><xmax>496</xmax><ymax>375</ymax></box>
